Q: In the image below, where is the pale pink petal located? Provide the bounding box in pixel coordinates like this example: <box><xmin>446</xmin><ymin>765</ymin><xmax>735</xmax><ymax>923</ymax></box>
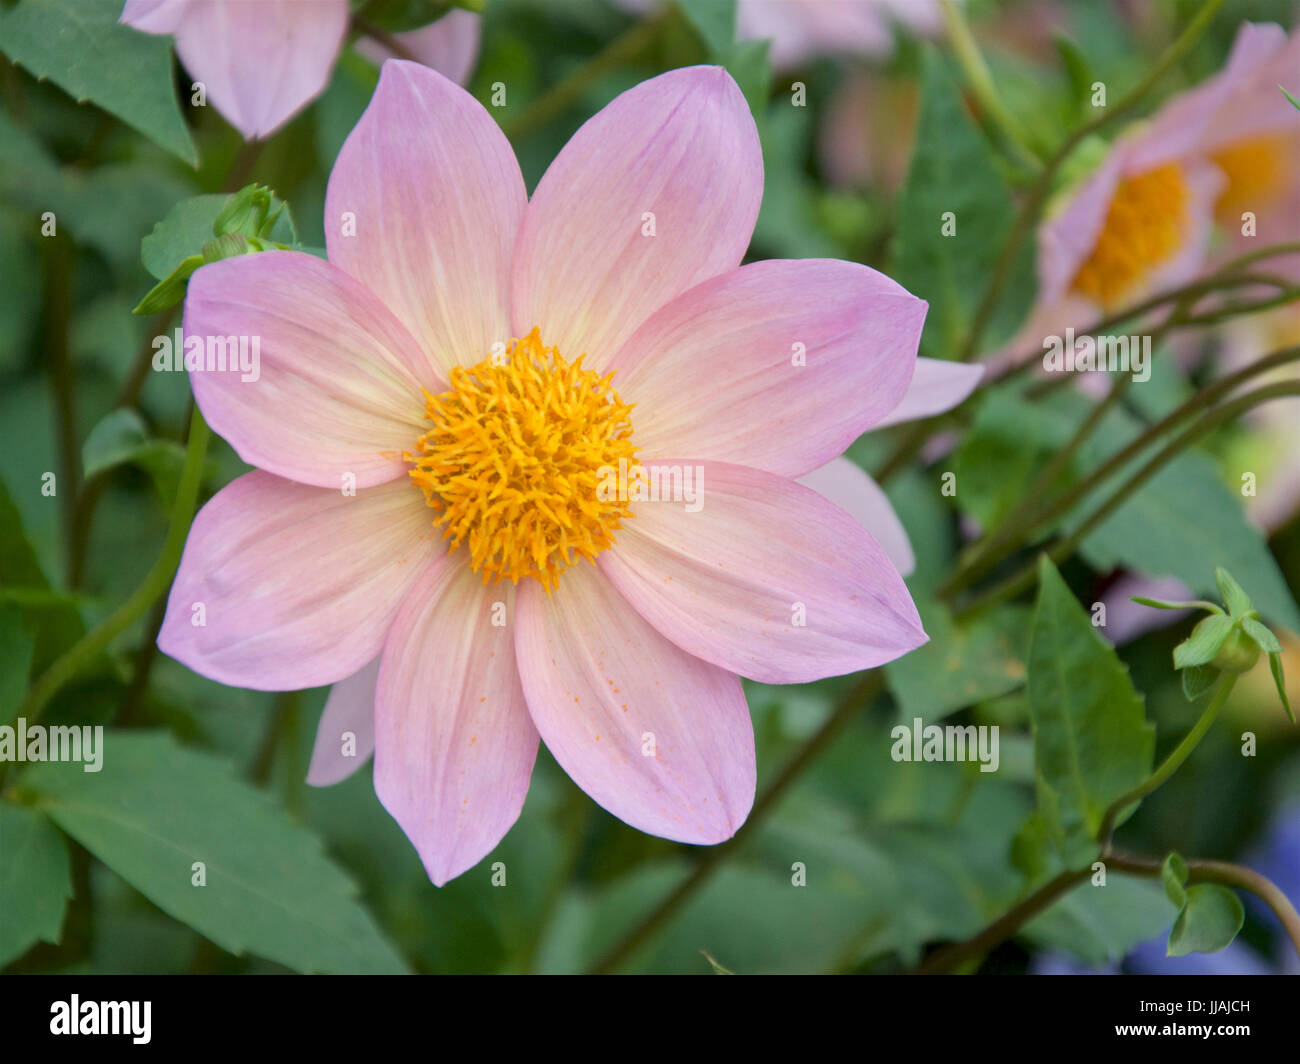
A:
<box><xmin>798</xmin><ymin>457</ymin><xmax>914</xmax><ymax>576</ymax></box>
<box><xmin>326</xmin><ymin>61</ymin><xmax>526</xmax><ymax>382</ymax></box>
<box><xmin>511</xmin><ymin>65</ymin><xmax>762</xmax><ymax>370</ymax></box>
<box><xmin>120</xmin><ymin>0</ymin><xmax>189</xmax><ymax>33</ymax></box>
<box><xmin>172</xmin><ymin>0</ymin><xmax>349</xmax><ymax>140</ymax></box>
<box><xmin>874</xmin><ymin>356</ymin><xmax>984</xmax><ymax>428</ymax></box>
<box><xmin>306</xmin><ymin>658</ymin><xmax>379</xmax><ymax>786</ymax></box>
<box><xmin>355</xmin><ymin>9</ymin><xmax>481</xmax><ymax>87</ymax></box>
<box><xmin>598</xmin><ymin>460</ymin><xmax>927</xmax><ymax>683</ymax></box>
<box><xmin>158</xmin><ymin>472</ymin><xmax>439</xmax><ymax>690</ymax></box>
<box><xmin>515</xmin><ymin>564</ymin><xmax>755</xmax><ymax>844</ymax></box>
<box><xmin>183</xmin><ymin>251</ymin><xmax>431</xmax><ymax>490</ymax></box>
<box><xmin>375</xmin><ymin>558</ymin><xmax>538</xmax><ymax>886</ymax></box>
<box><xmin>609</xmin><ymin>259</ymin><xmax>924</xmax><ymax>477</ymax></box>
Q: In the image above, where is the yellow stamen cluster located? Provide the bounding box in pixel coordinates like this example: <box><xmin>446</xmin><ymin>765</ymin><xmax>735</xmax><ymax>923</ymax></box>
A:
<box><xmin>1070</xmin><ymin>163</ymin><xmax>1190</xmax><ymax>308</ymax></box>
<box><xmin>1211</xmin><ymin>133</ymin><xmax>1292</xmax><ymax>223</ymax></box>
<box><xmin>408</xmin><ymin>328</ymin><xmax>638</xmax><ymax>591</ymax></box>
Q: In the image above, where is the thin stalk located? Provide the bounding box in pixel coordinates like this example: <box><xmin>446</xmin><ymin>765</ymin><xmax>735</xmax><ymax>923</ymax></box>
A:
<box><xmin>1097</xmin><ymin>674</ymin><xmax>1236</xmax><ymax>852</ymax></box>
<box><xmin>7</xmin><ymin>407</ymin><xmax>210</xmax><ymax>731</ymax></box>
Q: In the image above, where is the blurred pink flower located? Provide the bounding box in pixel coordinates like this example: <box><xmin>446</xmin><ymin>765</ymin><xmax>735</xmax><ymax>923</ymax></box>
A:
<box><xmin>159</xmin><ymin>63</ymin><xmax>977</xmax><ymax>885</ymax></box>
<box><xmin>355</xmin><ymin>8</ymin><xmax>481</xmax><ymax>87</ymax></box>
<box><xmin>119</xmin><ymin>1</ymin><xmax>481</xmax><ymax>139</ymax></box>
<box><xmin>1006</xmin><ymin>22</ymin><xmax>1300</xmax><ymax>355</ymax></box>
<box><xmin>615</xmin><ymin>0</ymin><xmax>945</xmax><ymax>70</ymax></box>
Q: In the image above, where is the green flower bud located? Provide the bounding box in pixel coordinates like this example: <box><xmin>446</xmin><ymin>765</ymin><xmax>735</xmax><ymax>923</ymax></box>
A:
<box><xmin>1210</xmin><ymin>626</ymin><xmax>1261</xmax><ymax>674</ymax></box>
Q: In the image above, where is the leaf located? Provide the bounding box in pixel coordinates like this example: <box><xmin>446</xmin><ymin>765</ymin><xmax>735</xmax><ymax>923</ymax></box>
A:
<box><xmin>1181</xmin><ymin>665</ymin><xmax>1219</xmax><ymax>701</ymax></box>
<box><xmin>0</xmin><ymin>802</ymin><xmax>72</xmax><ymax>966</ymax></box>
<box><xmin>0</xmin><ymin>0</ymin><xmax>196</xmax><ymax>165</ymax></box>
<box><xmin>141</xmin><ymin>193</ymin><xmax>297</xmax><ymax>282</ymax></box>
<box><xmin>1024</xmin><ymin>875</ymin><xmax>1171</xmax><ymax>967</ymax></box>
<box><xmin>1076</xmin><ymin>449</ymin><xmax>1300</xmax><ymax>635</ymax></box>
<box><xmin>1241</xmin><ymin>616</ymin><xmax>1281</xmax><ymax>654</ymax></box>
<box><xmin>1168</xmin><ymin>885</ymin><xmax>1245</xmax><ymax>956</ymax></box>
<box><xmin>891</xmin><ymin>48</ymin><xmax>1033</xmax><ymax>358</ymax></box>
<box><xmin>678</xmin><ymin>0</ymin><xmax>737</xmax><ymax>56</ymax></box>
<box><xmin>81</xmin><ymin>408</ymin><xmax>186</xmax><ymax>508</ymax></box>
<box><xmin>23</xmin><ymin>731</ymin><xmax>409</xmax><ymax>974</ymax></box>
<box><xmin>1161</xmin><ymin>852</ymin><xmax>1189</xmax><ymax>909</ymax></box>
<box><xmin>1129</xmin><ymin>596</ymin><xmax>1221</xmax><ymax>613</ymax></box>
<box><xmin>1027</xmin><ymin>557</ymin><xmax>1154</xmax><ymax>858</ymax></box>
<box><xmin>1172</xmin><ymin>613</ymin><xmax>1235</xmax><ymax>669</ymax></box>
<box><xmin>885</xmin><ymin>600</ymin><xmax>1029</xmax><ymax>719</ymax></box>
<box><xmin>0</xmin><ymin>602</ymin><xmax>36</xmax><ymax>722</ymax></box>
<box><xmin>1214</xmin><ymin>567</ymin><xmax>1254</xmax><ymax>619</ymax></box>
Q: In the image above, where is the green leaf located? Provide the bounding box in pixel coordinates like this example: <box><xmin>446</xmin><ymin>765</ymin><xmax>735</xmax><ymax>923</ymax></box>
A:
<box><xmin>1241</xmin><ymin>616</ymin><xmax>1281</xmax><ymax>654</ymax></box>
<box><xmin>1077</xmin><ymin>449</ymin><xmax>1300</xmax><ymax>635</ymax></box>
<box><xmin>141</xmin><ymin>193</ymin><xmax>297</xmax><ymax>283</ymax></box>
<box><xmin>891</xmin><ymin>48</ymin><xmax>1033</xmax><ymax>358</ymax></box>
<box><xmin>1266</xmin><ymin>649</ymin><xmax>1294</xmax><ymax>724</ymax></box>
<box><xmin>885</xmin><ymin>600</ymin><xmax>1028</xmax><ymax>719</ymax></box>
<box><xmin>678</xmin><ymin>0</ymin><xmax>737</xmax><ymax>56</ymax></box>
<box><xmin>1130</xmin><ymin>596</ymin><xmax>1221</xmax><ymax>614</ymax></box>
<box><xmin>1214</xmin><ymin>567</ymin><xmax>1254</xmax><ymax>619</ymax></box>
<box><xmin>1024</xmin><ymin>875</ymin><xmax>1171</xmax><ymax>967</ymax></box>
<box><xmin>1173</xmin><ymin>613</ymin><xmax>1235</xmax><ymax>669</ymax></box>
<box><xmin>1161</xmin><ymin>852</ymin><xmax>1189</xmax><ymax>909</ymax></box>
<box><xmin>23</xmin><ymin>731</ymin><xmax>409</xmax><ymax>974</ymax></box>
<box><xmin>1168</xmin><ymin>885</ymin><xmax>1245</xmax><ymax>956</ymax></box>
<box><xmin>1026</xmin><ymin>557</ymin><xmax>1154</xmax><ymax>858</ymax></box>
<box><xmin>0</xmin><ymin>0</ymin><xmax>196</xmax><ymax>165</ymax></box>
<box><xmin>81</xmin><ymin>409</ymin><xmax>186</xmax><ymax>508</ymax></box>
<box><xmin>0</xmin><ymin>802</ymin><xmax>72</xmax><ymax>966</ymax></box>
<box><xmin>0</xmin><ymin>602</ymin><xmax>36</xmax><ymax>722</ymax></box>
<box><xmin>1181</xmin><ymin>664</ymin><xmax>1219</xmax><ymax>701</ymax></box>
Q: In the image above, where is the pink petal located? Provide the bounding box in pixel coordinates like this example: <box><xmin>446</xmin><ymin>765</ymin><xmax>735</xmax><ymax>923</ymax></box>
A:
<box><xmin>120</xmin><ymin>0</ymin><xmax>188</xmax><ymax>33</ymax></box>
<box><xmin>326</xmin><ymin>61</ymin><xmax>526</xmax><ymax>382</ymax></box>
<box><xmin>375</xmin><ymin>557</ymin><xmax>538</xmax><ymax>886</ymax></box>
<box><xmin>158</xmin><ymin>472</ymin><xmax>438</xmax><ymax>690</ymax></box>
<box><xmin>874</xmin><ymin>356</ymin><xmax>984</xmax><ymax>428</ymax></box>
<box><xmin>306</xmin><ymin>658</ymin><xmax>379</xmax><ymax>786</ymax></box>
<box><xmin>515</xmin><ymin>563</ymin><xmax>755</xmax><ymax>844</ymax></box>
<box><xmin>609</xmin><ymin>259</ymin><xmax>925</xmax><ymax>477</ymax></box>
<box><xmin>172</xmin><ymin>0</ymin><xmax>348</xmax><ymax>140</ymax></box>
<box><xmin>598</xmin><ymin>460</ymin><xmax>927</xmax><ymax>683</ymax></box>
<box><xmin>511</xmin><ymin>65</ymin><xmax>762</xmax><ymax>370</ymax></box>
<box><xmin>183</xmin><ymin>250</ymin><xmax>431</xmax><ymax>490</ymax></box>
<box><xmin>798</xmin><ymin>457</ymin><xmax>915</xmax><ymax>576</ymax></box>
<box><xmin>355</xmin><ymin>9</ymin><xmax>481</xmax><ymax>87</ymax></box>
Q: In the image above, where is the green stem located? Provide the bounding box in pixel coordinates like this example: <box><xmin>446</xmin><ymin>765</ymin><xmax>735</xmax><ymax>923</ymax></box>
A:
<box><xmin>954</xmin><ymin>379</ymin><xmax>1300</xmax><ymax>619</ymax></box>
<box><xmin>589</xmin><ymin>671</ymin><xmax>885</xmax><ymax>973</ymax></box>
<box><xmin>956</xmin><ymin>0</ymin><xmax>1226</xmax><ymax>363</ymax></box>
<box><xmin>500</xmin><ymin>15</ymin><xmax>666</xmax><ymax>141</ymax></box>
<box><xmin>1097</xmin><ymin>674</ymin><xmax>1236</xmax><ymax>852</ymax></box>
<box><xmin>938</xmin><ymin>0</ymin><xmax>1042</xmax><ymax>171</ymax></box>
<box><xmin>1108</xmin><ymin>852</ymin><xmax>1300</xmax><ymax>959</ymax></box>
<box><xmin>8</xmin><ymin>407</ymin><xmax>210</xmax><ymax>730</ymax></box>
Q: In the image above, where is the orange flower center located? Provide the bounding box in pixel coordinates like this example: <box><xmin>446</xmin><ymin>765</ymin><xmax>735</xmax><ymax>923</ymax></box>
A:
<box><xmin>408</xmin><ymin>328</ymin><xmax>639</xmax><ymax>591</ymax></box>
<box><xmin>1211</xmin><ymin>132</ymin><xmax>1293</xmax><ymax>223</ymax></box>
<box><xmin>1070</xmin><ymin>163</ymin><xmax>1190</xmax><ymax>308</ymax></box>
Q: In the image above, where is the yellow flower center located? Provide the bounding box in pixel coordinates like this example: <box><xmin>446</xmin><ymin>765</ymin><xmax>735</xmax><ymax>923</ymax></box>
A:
<box><xmin>1211</xmin><ymin>132</ymin><xmax>1293</xmax><ymax>223</ymax></box>
<box><xmin>1070</xmin><ymin>163</ymin><xmax>1190</xmax><ymax>308</ymax></box>
<box><xmin>408</xmin><ymin>328</ymin><xmax>638</xmax><ymax>591</ymax></box>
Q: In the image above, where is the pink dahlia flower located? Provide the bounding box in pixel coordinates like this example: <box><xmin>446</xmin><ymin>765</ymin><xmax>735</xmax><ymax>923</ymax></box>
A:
<box><xmin>119</xmin><ymin>1</ymin><xmax>480</xmax><ymax>139</ymax></box>
<box><xmin>161</xmin><ymin>62</ymin><xmax>975</xmax><ymax>885</ymax></box>
<box><xmin>1010</xmin><ymin>22</ymin><xmax>1300</xmax><ymax>350</ymax></box>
